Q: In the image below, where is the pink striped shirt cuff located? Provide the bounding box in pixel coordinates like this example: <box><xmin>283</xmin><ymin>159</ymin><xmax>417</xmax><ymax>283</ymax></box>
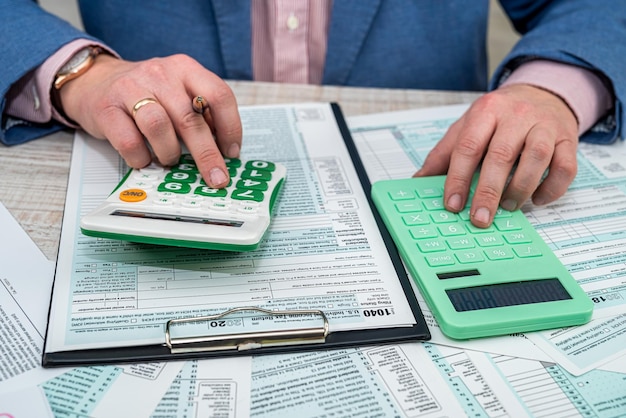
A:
<box><xmin>500</xmin><ymin>60</ymin><xmax>613</xmax><ymax>134</ymax></box>
<box><xmin>5</xmin><ymin>39</ymin><xmax>114</xmax><ymax>127</ymax></box>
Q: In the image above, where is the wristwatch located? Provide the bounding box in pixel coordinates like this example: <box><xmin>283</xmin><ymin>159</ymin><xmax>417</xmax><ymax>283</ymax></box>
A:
<box><xmin>54</xmin><ymin>46</ymin><xmax>103</xmax><ymax>90</ymax></box>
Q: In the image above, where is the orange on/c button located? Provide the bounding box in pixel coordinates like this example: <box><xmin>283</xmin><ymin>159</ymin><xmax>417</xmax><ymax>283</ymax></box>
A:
<box><xmin>119</xmin><ymin>188</ymin><xmax>147</xmax><ymax>202</ymax></box>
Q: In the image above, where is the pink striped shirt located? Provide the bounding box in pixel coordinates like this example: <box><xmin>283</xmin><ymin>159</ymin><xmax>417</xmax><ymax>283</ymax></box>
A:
<box><xmin>252</xmin><ymin>0</ymin><xmax>331</xmax><ymax>84</ymax></box>
<box><xmin>5</xmin><ymin>1</ymin><xmax>612</xmax><ymax>135</ymax></box>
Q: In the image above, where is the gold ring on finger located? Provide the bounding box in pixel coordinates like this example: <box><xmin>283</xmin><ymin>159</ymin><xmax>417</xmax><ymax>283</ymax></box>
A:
<box><xmin>132</xmin><ymin>98</ymin><xmax>159</xmax><ymax>118</ymax></box>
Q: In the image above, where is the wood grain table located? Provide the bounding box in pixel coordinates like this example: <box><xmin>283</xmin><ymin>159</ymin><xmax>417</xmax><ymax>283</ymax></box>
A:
<box><xmin>0</xmin><ymin>81</ymin><xmax>481</xmax><ymax>261</ymax></box>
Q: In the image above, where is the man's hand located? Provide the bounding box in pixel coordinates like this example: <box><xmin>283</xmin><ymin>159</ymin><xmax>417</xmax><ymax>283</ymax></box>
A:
<box><xmin>58</xmin><ymin>54</ymin><xmax>242</xmax><ymax>188</ymax></box>
<box><xmin>415</xmin><ymin>84</ymin><xmax>579</xmax><ymax>227</ymax></box>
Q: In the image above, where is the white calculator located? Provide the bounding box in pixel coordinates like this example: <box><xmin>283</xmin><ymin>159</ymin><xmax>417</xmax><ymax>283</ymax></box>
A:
<box><xmin>80</xmin><ymin>154</ymin><xmax>286</xmax><ymax>251</ymax></box>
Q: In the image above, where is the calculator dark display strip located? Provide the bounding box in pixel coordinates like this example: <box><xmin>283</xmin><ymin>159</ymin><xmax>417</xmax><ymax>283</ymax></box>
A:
<box><xmin>437</xmin><ymin>269</ymin><xmax>480</xmax><ymax>280</ymax></box>
<box><xmin>111</xmin><ymin>210</ymin><xmax>243</xmax><ymax>227</ymax></box>
<box><xmin>446</xmin><ymin>278</ymin><xmax>572</xmax><ymax>312</ymax></box>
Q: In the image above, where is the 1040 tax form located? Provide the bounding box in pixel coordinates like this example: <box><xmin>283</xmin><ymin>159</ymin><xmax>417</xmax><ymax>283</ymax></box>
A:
<box><xmin>43</xmin><ymin>102</ymin><xmax>429</xmax><ymax>367</ymax></box>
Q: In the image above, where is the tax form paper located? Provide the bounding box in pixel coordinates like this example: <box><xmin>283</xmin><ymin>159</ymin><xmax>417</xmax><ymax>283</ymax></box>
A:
<box><xmin>43</xmin><ymin>102</ymin><xmax>429</xmax><ymax>367</ymax></box>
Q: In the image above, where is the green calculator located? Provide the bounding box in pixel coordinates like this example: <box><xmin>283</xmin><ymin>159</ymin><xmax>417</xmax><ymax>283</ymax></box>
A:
<box><xmin>371</xmin><ymin>176</ymin><xmax>593</xmax><ymax>339</ymax></box>
<box><xmin>81</xmin><ymin>154</ymin><xmax>286</xmax><ymax>251</ymax></box>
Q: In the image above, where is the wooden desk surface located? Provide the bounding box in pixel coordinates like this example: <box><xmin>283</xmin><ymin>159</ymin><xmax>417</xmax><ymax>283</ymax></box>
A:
<box><xmin>0</xmin><ymin>81</ymin><xmax>480</xmax><ymax>261</ymax></box>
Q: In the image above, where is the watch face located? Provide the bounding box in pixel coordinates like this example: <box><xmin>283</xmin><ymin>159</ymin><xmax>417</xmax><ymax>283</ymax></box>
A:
<box><xmin>55</xmin><ymin>46</ymin><xmax>102</xmax><ymax>90</ymax></box>
<box><xmin>61</xmin><ymin>47</ymin><xmax>92</xmax><ymax>74</ymax></box>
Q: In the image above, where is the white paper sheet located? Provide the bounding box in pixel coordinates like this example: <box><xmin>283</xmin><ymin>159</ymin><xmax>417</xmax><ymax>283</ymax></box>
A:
<box><xmin>249</xmin><ymin>344</ymin><xmax>469</xmax><ymax>417</ymax></box>
<box><xmin>150</xmin><ymin>357</ymin><xmax>252</xmax><ymax>417</ymax></box>
<box><xmin>0</xmin><ymin>386</ymin><xmax>53</xmax><ymax>418</ymax></box>
<box><xmin>0</xmin><ymin>201</ymin><xmax>66</xmax><ymax>393</ymax></box>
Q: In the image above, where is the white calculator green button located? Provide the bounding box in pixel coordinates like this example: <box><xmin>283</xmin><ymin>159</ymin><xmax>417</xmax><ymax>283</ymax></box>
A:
<box><xmin>371</xmin><ymin>175</ymin><xmax>593</xmax><ymax>339</ymax></box>
<box><xmin>80</xmin><ymin>155</ymin><xmax>286</xmax><ymax>251</ymax></box>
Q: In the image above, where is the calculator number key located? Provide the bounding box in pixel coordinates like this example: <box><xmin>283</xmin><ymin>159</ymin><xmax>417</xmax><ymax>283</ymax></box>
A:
<box><xmin>164</xmin><ymin>171</ymin><xmax>197</xmax><ymax>183</ymax></box>
<box><xmin>241</xmin><ymin>168</ymin><xmax>272</xmax><ymax>182</ymax></box>
<box><xmin>231</xmin><ymin>188</ymin><xmax>265</xmax><ymax>202</ymax></box>
<box><xmin>194</xmin><ymin>186</ymin><xmax>228</xmax><ymax>198</ymax></box>
<box><xmin>230</xmin><ymin>160</ymin><xmax>276</xmax><ymax>202</ymax></box>
<box><xmin>171</xmin><ymin>162</ymin><xmax>198</xmax><ymax>173</ymax></box>
<box><xmin>236</xmin><ymin>178</ymin><xmax>268</xmax><ymax>191</ymax></box>
<box><xmin>157</xmin><ymin>181</ymin><xmax>191</xmax><ymax>194</ymax></box>
<box><xmin>437</xmin><ymin>222</ymin><xmax>466</xmax><ymax>236</ymax></box>
<box><xmin>430</xmin><ymin>210</ymin><xmax>456</xmax><ymax>223</ymax></box>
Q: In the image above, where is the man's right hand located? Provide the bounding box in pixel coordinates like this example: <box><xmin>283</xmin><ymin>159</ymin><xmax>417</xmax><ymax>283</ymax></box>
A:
<box><xmin>58</xmin><ymin>54</ymin><xmax>242</xmax><ymax>188</ymax></box>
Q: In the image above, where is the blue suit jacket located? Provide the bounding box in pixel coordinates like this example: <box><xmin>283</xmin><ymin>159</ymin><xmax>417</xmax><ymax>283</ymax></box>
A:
<box><xmin>2</xmin><ymin>0</ymin><xmax>624</xmax><ymax>145</ymax></box>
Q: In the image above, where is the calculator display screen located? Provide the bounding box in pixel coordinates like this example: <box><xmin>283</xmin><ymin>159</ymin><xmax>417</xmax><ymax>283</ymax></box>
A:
<box><xmin>111</xmin><ymin>210</ymin><xmax>243</xmax><ymax>227</ymax></box>
<box><xmin>446</xmin><ymin>279</ymin><xmax>572</xmax><ymax>312</ymax></box>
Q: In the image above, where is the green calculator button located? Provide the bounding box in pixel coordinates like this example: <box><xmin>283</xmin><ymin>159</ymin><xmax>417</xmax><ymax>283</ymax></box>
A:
<box><xmin>395</xmin><ymin>202</ymin><xmax>422</xmax><ymax>213</ymax></box>
<box><xmin>455</xmin><ymin>249</ymin><xmax>485</xmax><ymax>264</ymax></box>
<box><xmin>466</xmin><ymin>223</ymin><xmax>496</xmax><ymax>234</ymax></box>
<box><xmin>164</xmin><ymin>171</ymin><xmax>197</xmax><ymax>183</ymax></box>
<box><xmin>474</xmin><ymin>234</ymin><xmax>504</xmax><ymax>247</ymax></box>
<box><xmin>236</xmin><ymin>178</ymin><xmax>268</xmax><ymax>191</ymax></box>
<box><xmin>494</xmin><ymin>218</ymin><xmax>523</xmax><ymax>231</ymax></box>
<box><xmin>387</xmin><ymin>189</ymin><xmax>416</xmax><ymax>200</ymax></box>
<box><xmin>410</xmin><ymin>225</ymin><xmax>438</xmax><ymax>239</ymax></box>
<box><xmin>241</xmin><ymin>169</ymin><xmax>272</xmax><ymax>182</ymax></box>
<box><xmin>403</xmin><ymin>213</ymin><xmax>429</xmax><ymax>226</ymax></box>
<box><xmin>200</xmin><ymin>177</ymin><xmax>232</xmax><ymax>188</ymax></box>
<box><xmin>231</xmin><ymin>188</ymin><xmax>265</xmax><ymax>202</ymax></box>
<box><xmin>416</xmin><ymin>186</ymin><xmax>442</xmax><ymax>198</ymax></box>
<box><xmin>446</xmin><ymin>237</ymin><xmax>475</xmax><ymax>250</ymax></box>
<box><xmin>494</xmin><ymin>208</ymin><xmax>513</xmax><ymax>218</ymax></box>
<box><xmin>194</xmin><ymin>186</ymin><xmax>227</xmax><ymax>197</ymax></box>
<box><xmin>228</xmin><ymin>166</ymin><xmax>238</xmax><ymax>177</ymax></box>
<box><xmin>179</xmin><ymin>154</ymin><xmax>195</xmax><ymax>163</ymax></box>
<box><xmin>225</xmin><ymin>157</ymin><xmax>242</xmax><ymax>168</ymax></box>
<box><xmin>458</xmin><ymin>208</ymin><xmax>471</xmax><ymax>221</ymax></box>
<box><xmin>430</xmin><ymin>211</ymin><xmax>456</xmax><ymax>223</ymax></box>
<box><xmin>171</xmin><ymin>163</ymin><xmax>198</xmax><ymax>173</ymax></box>
<box><xmin>416</xmin><ymin>239</ymin><xmax>446</xmax><ymax>252</ymax></box>
<box><xmin>503</xmin><ymin>231</ymin><xmax>532</xmax><ymax>244</ymax></box>
<box><xmin>158</xmin><ymin>182</ymin><xmax>191</xmax><ymax>194</ymax></box>
<box><xmin>246</xmin><ymin>160</ymin><xmax>275</xmax><ymax>171</ymax></box>
<box><xmin>484</xmin><ymin>247</ymin><xmax>514</xmax><ymax>260</ymax></box>
<box><xmin>423</xmin><ymin>198</ymin><xmax>444</xmax><ymax>210</ymax></box>
<box><xmin>437</xmin><ymin>222</ymin><xmax>466</xmax><ymax>236</ymax></box>
<box><xmin>425</xmin><ymin>254</ymin><xmax>455</xmax><ymax>267</ymax></box>
<box><xmin>512</xmin><ymin>245</ymin><xmax>542</xmax><ymax>258</ymax></box>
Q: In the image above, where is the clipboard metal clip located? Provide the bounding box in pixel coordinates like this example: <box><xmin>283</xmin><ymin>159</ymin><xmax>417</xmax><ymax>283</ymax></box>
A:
<box><xmin>165</xmin><ymin>306</ymin><xmax>330</xmax><ymax>354</ymax></box>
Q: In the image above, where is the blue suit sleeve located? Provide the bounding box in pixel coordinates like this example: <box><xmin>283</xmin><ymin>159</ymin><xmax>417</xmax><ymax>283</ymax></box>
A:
<box><xmin>491</xmin><ymin>0</ymin><xmax>626</xmax><ymax>145</ymax></box>
<box><xmin>1</xmin><ymin>0</ymin><xmax>101</xmax><ymax>145</ymax></box>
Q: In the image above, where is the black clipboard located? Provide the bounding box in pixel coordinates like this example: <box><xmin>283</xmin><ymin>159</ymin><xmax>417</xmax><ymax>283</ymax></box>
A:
<box><xmin>42</xmin><ymin>103</ymin><xmax>430</xmax><ymax>367</ymax></box>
